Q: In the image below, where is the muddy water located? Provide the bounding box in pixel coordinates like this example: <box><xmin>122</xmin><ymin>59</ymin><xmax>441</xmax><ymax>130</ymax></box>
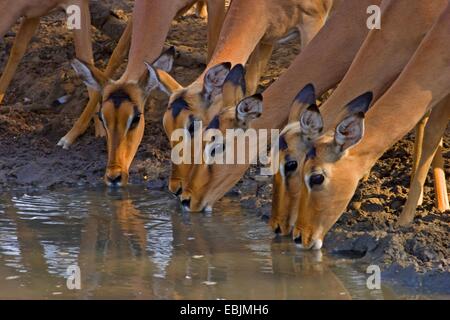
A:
<box><xmin>0</xmin><ymin>186</ymin><xmax>432</xmax><ymax>299</ymax></box>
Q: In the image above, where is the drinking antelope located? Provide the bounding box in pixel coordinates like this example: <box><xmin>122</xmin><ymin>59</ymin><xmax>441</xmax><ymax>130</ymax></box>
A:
<box><xmin>69</xmin><ymin>0</ymin><xmax>227</xmax><ymax>187</ymax></box>
<box><xmin>178</xmin><ymin>0</ymin><xmax>380</xmax><ymax>212</ymax></box>
<box><xmin>270</xmin><ymin>0</ymin><xmax>449</xmax><ymax>236</ymax></box>
<box><xmin>153</xmin><ymin>0</ymin><xmax>334</xmax><ymax>195</ymax></box>
<box><xmin>291</xmin><ymin>2</ymin><xmax>450</xmax><ymax>249</ymax></box>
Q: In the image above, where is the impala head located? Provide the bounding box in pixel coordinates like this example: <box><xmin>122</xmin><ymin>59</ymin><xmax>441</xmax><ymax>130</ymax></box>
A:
<box><xmin>292</xmin><ymin>90</ymin><xmax>373</xmax><ymax>250</ymax></box>
<box><xmin>180</xmin><ymin>93</ymin><xmax>263</xmax><ymax>212</ymax></box>
<box><xmin>158</xmin><ymin>63</ymin><xmax>246</xmax><ymax>195</ymax></box>
<box><xmin>270</xmin><ymin>84</ymin><xmax>318</xmax><ymax>236</ymax></box>
<box><xmin>72</xmin><ymin>47</ymin><xmax>176</xmax><ymax>187</ymax></box>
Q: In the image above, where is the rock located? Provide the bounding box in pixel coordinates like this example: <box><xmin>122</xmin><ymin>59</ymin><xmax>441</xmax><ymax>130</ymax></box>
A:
<box><xmin>350</xmin><ymin>201</ymin><xmax>362</xmax><ymax>210</ymax></box>
<box><xmin>240</xmin><ymin>198</ymin><xmax>256</xmax><ymax>209</ymax></box>
<box><xmin>361</xmin><ymin>198</ymin><xmax>384</xmax><ymax>212</ymax></box>
<box><xmin>390</xmin><ymin>199</ymin><xmax>404</xmax><ymax>210</ymax></box>
<box><xmin>147</xmin><ymin>179</ymin><xmax>167</xmax><ymax>190</ymax></box>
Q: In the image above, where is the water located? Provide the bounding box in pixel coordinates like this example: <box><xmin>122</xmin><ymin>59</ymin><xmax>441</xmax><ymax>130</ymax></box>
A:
<box><xmin>0</xmin><ymin>186</ymin><xmax>436</xmax><ymax>299</ymax></box>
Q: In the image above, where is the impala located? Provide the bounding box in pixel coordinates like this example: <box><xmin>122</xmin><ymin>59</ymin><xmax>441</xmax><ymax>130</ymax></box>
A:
<box><xmin>67</xmin><ymin>0</ymin><xmax>227</xmax><ymax>186</ymax></box>
<box><xmin>177</xmin><ymin>0</ymin><xmax>380</xmax><ymax>212</ymax></box>
<box><xmin>270</xmin><ymin>0</ymin><xmax>449</xmax><ymax>235</ymax></box>
<box><xmin>292</xmin><ymin>2</ymin><xmax>450</xmax><ymax>249</ymax></box>
<box><xmin>152</xmin><ymin>0</ymin><xmax>334</xmax><ymax>194</ymax></box>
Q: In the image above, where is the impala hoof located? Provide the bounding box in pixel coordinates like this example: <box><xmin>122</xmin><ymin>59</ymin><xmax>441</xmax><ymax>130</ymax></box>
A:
<box><xmin>57</xmin><ymin>136</ymin><xmax>71</xmax><ymax>149</ymax></box>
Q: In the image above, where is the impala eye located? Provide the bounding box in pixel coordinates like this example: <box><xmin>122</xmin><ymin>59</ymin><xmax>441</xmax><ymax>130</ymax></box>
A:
<box><xmin>284</xmin><ymin>160</ymin><xmax>298</xmax><ymax>173</ymax></box>
<box><xmin>129</xmin><ymin>112</ymin><xmax>142</xmax><ymax>130</ymax></box>
<box><xmin>309</xmin><ymin>174</ymin><xmax>325</xmax><ymax>188</ymax></box>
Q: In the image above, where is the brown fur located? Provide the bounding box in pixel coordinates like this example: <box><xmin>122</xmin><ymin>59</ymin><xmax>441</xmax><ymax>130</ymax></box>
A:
<box><xmin>180</xmin><ymin>0</ymin><xmax>378</xmax><ymax>212</ymax></box>
<box><xmin>58</xmin><ymin>0</ymin><xmax>227</xmax><ymax>148</ymax></box>
<box><xmin>162</xmin><ymin>0</ymin><xmax>333</xmax><ymax>194</ymax></box>
<box><xmin>293</xmin><ymin>2</ymin><xmax>450</xmax><ymax>248</ymax></box>
<box><xmin>272</xmin><ymin>0</ymin><xmax>449</xmax><ymax>238</ymax></box>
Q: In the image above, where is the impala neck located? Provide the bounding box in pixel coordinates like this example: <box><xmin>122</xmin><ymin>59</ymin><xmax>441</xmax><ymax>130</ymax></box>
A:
<box><xmin>203</xmin><ymin>0</ymin><xmax>380</xmax><ymax>203</ymax></box>
<box><xmin>352</xmin><ymin>8</ymin><xmax>450</xmax><ymax>174</ymax></box>
<box><xmin>319</xmin><ymin>0</ymin><xmax>448</xmax><ymax>129</ymax></box>
<box><xmin>255</xmin><ymin>0</ymin><xmax>377</xmax><ymax>131</ymax></box>
<box><xmin>120</xmin><ymin>0</ymin><xmax>189</xmax><ymax>82</ymax></box>
<box><xmin>197</xmin><ymin>0</ymin><xmax>269</xmax><ymax>82</ymax></box>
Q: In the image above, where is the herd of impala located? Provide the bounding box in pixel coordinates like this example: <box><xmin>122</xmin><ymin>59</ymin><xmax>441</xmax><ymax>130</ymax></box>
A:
<box><xmin>1</xmin><ymin>0</ymin><xmax>449</xmax><ymax>250</ymax></box>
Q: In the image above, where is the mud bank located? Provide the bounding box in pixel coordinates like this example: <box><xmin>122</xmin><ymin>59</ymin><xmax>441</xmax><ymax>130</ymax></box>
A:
<box><xmin>0</xmin><ymin>1</ymin><xmax>448</xmax><ymax>295</ymax></box>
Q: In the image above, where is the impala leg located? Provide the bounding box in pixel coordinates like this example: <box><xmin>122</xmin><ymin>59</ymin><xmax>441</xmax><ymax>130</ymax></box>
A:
<box><xmin>0</xmin><ymin>1</ymin><xmax>25</xmax><ymax>38</ymax></box>
<box><xmin>245</xmin><ymin>42</ymin><xmax>274</xmax><ymax>95</ymax></box>
<box><xmin>58</xmin><ymin>20</ymin><xmax>132</xmax><ymax>148</ymax></box>
<box><xmin>411</xmin><ymin>113</ymin><xmax>429</xmax><ymax>205</ymax></box>
<box><xmin>398</xmin><ymin>98</ymin><xmax>449</xmax><ymax>226</ymax></box>
<box><xmin>432</xmin><ymin>139</ymin><xmax>449</xmax><ymax>212</ymax></box>
<box><xmin>0</xmin><ymin>18</ymin><xmax>40</xmax><ymax>105</ymax></box>
<box><xmin>196</xmin><ymin>1</ymin><xmax>208</xmax><ymax>19</ymax></box>
<box><xmin>206</xmin><ymin>0</ymin><xmax>226</xmax><ymax>62</ymax></box>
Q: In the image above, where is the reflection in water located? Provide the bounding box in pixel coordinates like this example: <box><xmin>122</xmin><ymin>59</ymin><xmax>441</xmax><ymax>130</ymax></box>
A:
<box><xmin>0</xmin><ymin>187</ymin><xmax>419</xmax><ymax>299</ymax></box>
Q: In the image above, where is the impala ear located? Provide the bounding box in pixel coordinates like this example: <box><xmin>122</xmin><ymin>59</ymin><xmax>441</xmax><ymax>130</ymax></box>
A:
<box><xmin>142</xmin><ymin>62</ymin><xmax>166</xmax><ymax>96</ymax></box>
<box><xmin>289</xmin><ymin>83</ymin><xmax>316</xmax><ymax>123</ymax></box>
<box><xmin>152</xmin><ymin>46</ymin><xmax>176</xmax><ymax>72</ymax></box>
<box><xmin>235</xmin><ymin>93</ymin><xmax>263</xmax><ymax>126</ymax></box>
<box><xmin>299</xmin><ymin>104</ymin><xmax>323</xmax><ymax>141</ymax></box>
<box><xmin>334</xmin><ymin>112</ymin><xmax>365</xmax><ymax>153</ymax></box>
<box><xmin>142</xmin><ymin>62</ymin><xmax>183</xmax><ymax>97</ymax></box>
<box><xmin>222</xmin><ymin>64</ymin><xmax>246</xmax><ymax>107</ymax></box>
<box><xmin>71</xmin><ymin>59</ymin><xmax>107</xmax><ymax>92</ymax></box>
<box><xmin>346</xmin><ymin>92</ymin><xmax>373</xmax><ymax>114</ymax></box>
<box><xmin>203</xmin><ymin>62</ymin><xmax>232</xmax><ymax>102</ymax></box>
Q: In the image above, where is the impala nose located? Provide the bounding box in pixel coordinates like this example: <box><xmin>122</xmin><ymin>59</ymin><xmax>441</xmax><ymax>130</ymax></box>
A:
<box><xmin>181</xmin><ymin>199</ymin><xmax>191</xmax><ymax>210</ymax></box>
<box><xmin>174</xmin><ymin>187</ymin><xmax>182</xmax><ymax>197</ymax></box>
<box><xmin>107</xmin><ymin>174</ymin><xmax>122</xmax><ymax>187</ymax></box>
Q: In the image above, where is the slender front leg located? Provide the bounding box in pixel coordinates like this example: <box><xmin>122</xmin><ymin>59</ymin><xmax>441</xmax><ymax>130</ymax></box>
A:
<box><xmin>245</xmin><ymin>42</ymin><xmax>274</xmax><ymax>95</ymax></box>
<box><xmin>58</xmin><ymin>20</ymin><xmax>132</xmax><ymax>149</ymax></box>
<box><xmin>411</xmin><ymin>113</ymin><xmax>430</xmax><ymax>205</ymax></box>
<box><xmin>432</xmin><ymin>139</ymin><xmax>449</xmax><ymax>212</ymax></box>
<box><xmin>0</xmin><ymin>2</ymin><xmax>24</xmax><ymax>39</ymax></box>
<box><xmin>196</xmin><ymin>1</ymin><xmax>208</xmax><ymax>18</ymax></box>
<box><xmin>398</xmin><ymin>97</ymin><xmax>450</xmax><ymax>226</ymax></box>
<box><xmin>0</xmin><ymin>17</ymin><xmax>40</xmax><ymax>105</ymax></box>
<box><xmin>206</xmin><ymin>0</ymin><xmax>226</xmax><ymax>62</ymax></box>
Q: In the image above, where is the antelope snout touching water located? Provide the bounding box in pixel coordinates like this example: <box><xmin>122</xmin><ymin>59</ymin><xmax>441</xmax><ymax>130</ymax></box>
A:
<box><xmin>71</xmin><ymin>48</ymin><xmax>176</xmax><ymax>187</ymax></box>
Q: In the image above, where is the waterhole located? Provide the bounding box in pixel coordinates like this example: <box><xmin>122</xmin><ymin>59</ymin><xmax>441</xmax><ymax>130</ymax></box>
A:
<box><xmin>0</xmin><ymin>186</ymin><xmax>440</xmax><ymax>299</ymax></box>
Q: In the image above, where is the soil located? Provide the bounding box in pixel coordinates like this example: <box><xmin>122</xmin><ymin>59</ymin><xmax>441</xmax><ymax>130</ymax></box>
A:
<box><xmin>0</xmin><ymin>1</ymin><xmax>448</xmax><ymax>294</ymax></box>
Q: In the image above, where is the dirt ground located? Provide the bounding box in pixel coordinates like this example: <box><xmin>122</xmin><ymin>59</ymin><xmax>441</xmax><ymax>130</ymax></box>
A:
<box><xmin>0</xmin><ymin>1</ymin><xmax>449</xmax><ymax>293</ymax></box>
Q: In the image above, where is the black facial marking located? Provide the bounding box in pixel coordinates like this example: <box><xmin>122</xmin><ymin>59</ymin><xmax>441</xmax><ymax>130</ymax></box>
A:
<box><xmin>171</xmin><ymin>97</ymin><xmax>190</xmax><ymax>119</ymax></box>
<box><xmin>224</xmin><ymin>64</ymin><xmax>246</xmax><ymax>95</ymax></box>
<box><xmin>129</xmin><ymin>105</ymin><xmax>142</xmax><ymax>130</ymax></box>
<box><xmin>206</xmin><ymin>115</ymin><xmax>220</xmax><ymax>130</ymax></box>
<box><xmin>279</xmin><ymin>135</ymin><xmax>288</xmax><ymax>151</ymax></box>
<box><xmin>107</xmin><ymin>89</ymin><xmax>131</xmax><ymax>108</ymax></box>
